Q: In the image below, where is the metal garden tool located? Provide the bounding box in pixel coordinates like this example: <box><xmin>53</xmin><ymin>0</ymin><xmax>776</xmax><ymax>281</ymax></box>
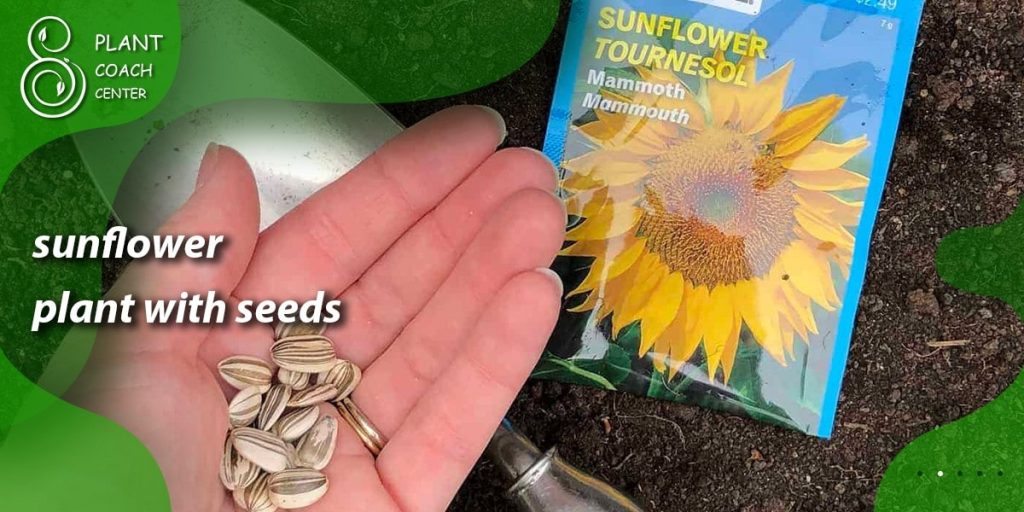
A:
<box><xmin>487</xmin><ymin>419</ymin><xmax>645</xmax><ymax>512</ymax></box>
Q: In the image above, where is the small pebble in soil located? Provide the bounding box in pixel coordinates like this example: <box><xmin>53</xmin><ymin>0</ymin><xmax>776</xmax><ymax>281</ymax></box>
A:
<box><xmin>908</xmin><ymin>289</ymin><xmax>941</xmax><ymax>317</ymax></box>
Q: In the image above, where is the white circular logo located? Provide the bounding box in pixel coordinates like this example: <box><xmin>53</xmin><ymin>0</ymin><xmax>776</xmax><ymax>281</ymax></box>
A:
<box><xmin>20</xmin><ymin>16</ymin><xmax>87</xmax><ymax>119</ymax></box>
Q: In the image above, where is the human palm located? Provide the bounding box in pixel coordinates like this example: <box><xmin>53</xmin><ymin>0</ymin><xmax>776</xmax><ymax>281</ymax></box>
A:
<box><xmin>70</xmin><ymin>106</ymin><xmax>565</xmax><ymax>512</ymax></box>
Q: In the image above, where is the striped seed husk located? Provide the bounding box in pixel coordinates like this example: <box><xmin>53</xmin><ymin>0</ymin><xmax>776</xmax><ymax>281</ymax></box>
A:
<box><xmin>274</xmin><ymin>321</ymin><xmax>326</xmax><ymax>340</ymax></box>
<box><xmin>287</xmin><ymin>383</ymin><xmax>338</xmax><ymax>408</ymax></box>
<box><xmin>268</xmin><ymin>469</ymin><xmax>329</xmax><ymax>509</ymax></box>
<box><xmin>233</xmin><ymin>473</ymin><xmax>276</xmax><ymax>512</ymax></box>
<box><xmin>296</xmin><ymin>415</ymin><xmax>338</xmax><ymax>470</ymax></box>
<box><xmin>277</xmin><ymin>368</ymin><xmax>310</xmax><ymax>391</ymax></box>
<box><xmin>317</xmin><ymin>360</ymin><xmax>361</xmax><ymax>402</ymax></box>
<box><xmin>228</xmin><ymin>386</ymin><xmax>263</xmax><ymax>428</ymax></box>
<box><xmin>271</xmin><ymin>335</ymin><xmax>337</xmax><ymax>373</ymax></box>
<box><xmin>218</xmin><ymin>356</ymin><xmax>273</xmax><ymax>393</ymax></box>
<box><xmin>285</xmin><ymin>442</ymin><xmax>299</xmax><ymax>469</ymax></box>
<box><xmin>257</xmin><ymin>384</ymin><xmax>291</xmax><ymax>431</ymax></box>
<box><xmin>232</xmin><ymin>427</ymin><xmax>291</xmax><ymax>473</ymax></box>
<box><xmin>219</xmin><ymin>438</ymin><xmax>239</xmax><ymax>491</ymax></box>
<box><xmin>233</xmin><ymin>456</ymin><xmax>261</xmax><ymax>490</ymax></box>
<box><xmin>274</xmin><ymin>406</ymin><xmax>319</xmax><ymax>442</ymax></box>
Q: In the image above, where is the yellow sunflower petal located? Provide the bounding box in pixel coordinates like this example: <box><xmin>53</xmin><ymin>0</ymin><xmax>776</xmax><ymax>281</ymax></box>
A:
<box><xmin>780</xmin><ymin>280</ymin><xmax>819</xmax><ymax>335</ymax></box>
<box><xmin>650</xmin><ymin>311</ymin><xmax>684</xmax><ymax>374</ymax></box>
<box><xmin>725</xmin><ymin>53</ymin><xmax>757</xmax><ymax>123</ymax></box>
<box><xmin>638</xmin><ymin>272</ymin><xmax>685</xmax><ymax>355</ymax></box>
<box><xmin>563</xmin><ymin>148</ymin><xmax>632</xmax><ymax>172</ymax></box>
<box><xmin>794</xmin><ymin>190</ymin><xmax>864</xmax><ymax>226</ymax></box>
<box><xmin>794</xmin><ymin>207</ymin><xmax>855</xmax><ymax>251</ymax></box>
<box><xmin>568</xmin><ymin>238</ymin><xmax>647</xmax><ymax>297</ymax></box>
<box><xmin>565</xmin><ymin>187</ymin><xmax>608</xmax><ymax>217</ymax></box>
<box><xmin>780</xmin><ymin>242</ymin><xmax>838</xmax><ymax>310</ymax></box>
<box><xmin>782</xmin><ymin>135</ymin><xmax>869</xmax><ymax>171</ymax></box>
<box><xmin>669</xmin><ymin>282</ymin><xmax>709</xmax><ymax>380</ymax></box>
<box><xmin>565</xmin><ymin>154</ymin><xmax>649</xmax><ymax>187</ymax></box>
<box><xmin>708</xmin><ymin>50</ymin><xmax>740</xmax><ymax>127</ymax></box>
<box><xmin>565</xmin><ymin>201</ymin><xmax>641</xmax><ymax>241</ymax></box>
<box><xmin>596</xmin><ymin>263</ymin><xmax>641</xmax><ymax>320</ymax></box>
<box><xmin>758</xmin><ymin>283</ymin><xmax>790</xmax><ymax>364</ymax></box>
<box><xmin>788</xmin><ymin>168</ymin><xmax>869</xmax><ymax>191</ymax></box>
<box><xmin>560</xmin><ymin>238</ymin><xmax>607</xmax><ymax>257</ymax></box>
<box><xmin>702</xmin><ymin>284</ymin><xmax>738</xmax><ymax>378</ymax></box>
<box><xmin>732</xmin><ymin>279</ymin><xmax>763</xmax><ymax>338</ymax></box>
<box><xmin>587</xmin><ymin>161</ymin><xmax>650</xmax><ymax>187</ymax></box>
<box><xmin>738</xmin><ymin>53</ymin><xmax>758</xmax><ymax>88</ymax></box>
<box><xmin>768</xmin><ymin>95</ymin><xmax>846</xmax><ymax>157</ymax></box>
<box><xmin>561</xmin><ymin>173</ymin><xmax>605</xmax><ymax>192</ymax></box>
<box><xmin>567</xmin><ymin>290</ymin><xmax>599</xmax><ymax>313</ymax></box>
<box><xmin>720</xmin><ymin>313</ymin><xmax>743</xmax><ymax>383</ymax></box>
<box><xmin>613</xmin><ymin>254</ymin><xmax>666</xmax><ymax>336</ymax></box>
<box><xmin>779</xmin><ymin>297</ymin><xmax>811</xmax><ymax>343</ymax></box>
<box><xmin>740</xmin><ymin>62</ymin><xmax>793</xmax><ymax>135</ymax></box>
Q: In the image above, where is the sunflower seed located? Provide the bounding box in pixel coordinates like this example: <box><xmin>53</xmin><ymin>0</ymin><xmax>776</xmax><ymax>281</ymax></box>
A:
<box><xmin>267</xmin><ymin>469</ymin><xmax>329</xmax><ymax>509</ymax></box>
<box><xmin>317</xmin><ymin>360</ymin><xmax>361</xmax><ymax>401</ymax></box>
<box><xmin>277</xmin><ymin>368</ymin><xmax>310</xmax><ymax>391</ymax></box>
<box><xmin>233</xmin><ymin>473</ymin><xmax>276</xmax><ymax>512</ymax></box>
<box><xmin>274</xmin><ymin>321</ymin><xmax>326</xmax><ymax>340</ymax></box>
<box><xmin>218</xmin><ymin>356</ymin><xmax>273</xmax><ymax>393</ymax></box>
<box><xmin>274</xmin><ymin>406</ymin><xmax>319</xmax><ymax>442</ymax></box>
<box><xmin>296</xmin><ymin>415</ymin><xmax>338</xmax><ymax>470</ymax></box>
<box><xmin>285</xmin><ymin>441</ymin><xmax>299</xmax><ymax>469</ymax></box>
<box><xmin>232</xmin><ymin>427</ymin><xmax>290</xmax><ymax>473</ymax></box>
<box><xmin>219</xmin><ymin>438</ymin><xmax>239</xmax><ymax>491</ymax></box>
<box><xmin>257</xmin><ymin>384</ymin><xmax>291</xmax><ymax>431</ymax></box>
<box><xmin>287</xmin><ymin>383</ymin><xmax>338</xmax><ymax>408</ymax></box>
<box><xmin>228</xmin><ymin>387</ymin><xmax>263</xmax><ymax>428</ymax></box>
<box><xmin>271</xmin><ymin>335</ymin><xmax>337</xmax><ymax>373</ymax></box>
<box><xmin>233</xmin><ymin>456</ymin><xmax>261</xmax><ymax>490</ymax></box>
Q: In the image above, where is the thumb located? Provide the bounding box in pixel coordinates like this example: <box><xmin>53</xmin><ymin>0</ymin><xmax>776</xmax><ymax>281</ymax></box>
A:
<box><xmin>106</xmin><ymin>144</ymin><xmax>260</xmax><ymax>347</ymax></box>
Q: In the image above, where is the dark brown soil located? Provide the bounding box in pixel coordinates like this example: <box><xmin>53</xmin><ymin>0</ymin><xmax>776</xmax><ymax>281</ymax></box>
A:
<box><xmin>385</xmin><ymin>1</ymin><xmax>1024</xmax><ymax>510</ymax></box>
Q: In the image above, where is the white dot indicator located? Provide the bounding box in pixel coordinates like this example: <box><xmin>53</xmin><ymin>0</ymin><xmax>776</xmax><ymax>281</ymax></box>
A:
<box><xmin>937</xmin><ymin>471</ymin><xmax>944</xmax><ymax>477</ymax></box>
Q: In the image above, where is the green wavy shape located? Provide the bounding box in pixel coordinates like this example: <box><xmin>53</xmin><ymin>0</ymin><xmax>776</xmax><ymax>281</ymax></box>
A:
<box><xmin>876</xmin><ymin>200</ymin><xmax>1024</xmax><ymax>509</ymax></box>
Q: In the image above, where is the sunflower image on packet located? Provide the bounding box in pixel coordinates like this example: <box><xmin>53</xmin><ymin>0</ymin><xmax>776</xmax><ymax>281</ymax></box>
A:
<box><xmin>539</xmin><ymin>0</ymin><xmax>925</xmax><ymax>437</ymax></box>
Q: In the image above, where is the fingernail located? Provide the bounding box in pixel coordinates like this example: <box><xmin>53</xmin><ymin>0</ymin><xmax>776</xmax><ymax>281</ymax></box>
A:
<box><xmin>476</xmin><ymin>105</ymin><xmax>507</xmax><ymax>145</ymax></box>
<box><xmin>520</xmin><ymin>146</ymin><xmax>561</xmax><ymax>186</ymax></box>
<box><xmin>196</xmin><ymin>143</ymin><xmax>222</xmax><ymax>190</ymax></box>
<box><xmin>534</xmin><ymin>267</ymin><xmax>564</xmax><ymax>296</ymax></box>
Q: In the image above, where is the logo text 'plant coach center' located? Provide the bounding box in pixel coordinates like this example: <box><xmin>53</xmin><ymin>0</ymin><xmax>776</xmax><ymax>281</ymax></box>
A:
<box><xmin>21</xmin><ymin>15</ymin><xmax>166</xmax><ymax>119</ymax></box>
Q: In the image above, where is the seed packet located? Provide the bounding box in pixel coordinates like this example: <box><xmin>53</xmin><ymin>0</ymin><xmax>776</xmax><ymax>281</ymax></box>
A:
<box><xmin>539</xmin><ymin>0</ymin><xmax>924</xmax><ymax>437</ymax></box>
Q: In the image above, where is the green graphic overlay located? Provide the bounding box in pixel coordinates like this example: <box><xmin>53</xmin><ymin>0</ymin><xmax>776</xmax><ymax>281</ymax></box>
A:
<box><xmin>0</xmin><ymin>1</ymin><xmax>181</xmax><ymax>193</ymax></box>
<box><xmin>876</xmin><ymin>200</ymin><xmax>1024</xmax><ymax>509</ymax></box>
<box><xmin>0</xmin><ymin>1</ymin><xmax>558</xmax><ymax>511</ymax></box>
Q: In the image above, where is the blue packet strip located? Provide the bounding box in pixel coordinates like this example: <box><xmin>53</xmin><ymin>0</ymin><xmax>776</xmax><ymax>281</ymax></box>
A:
<box><xmin>815</xmin><ymin>0</ymin><xmax>925</xmax><ymax>438</ymax></box>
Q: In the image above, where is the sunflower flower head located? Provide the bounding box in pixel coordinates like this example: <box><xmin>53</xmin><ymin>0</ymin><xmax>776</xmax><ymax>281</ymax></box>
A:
<box><xmin>563</xmin><ymin>60</ymin><xmax>868</xmax><ymax>383</ymax></box>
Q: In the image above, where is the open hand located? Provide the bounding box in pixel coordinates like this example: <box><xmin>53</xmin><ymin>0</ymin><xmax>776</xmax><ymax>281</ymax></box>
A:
<box><xmin>71</xmin><ymin>106</ymin><xmax>565</xmax><ymax>512</ymax></box>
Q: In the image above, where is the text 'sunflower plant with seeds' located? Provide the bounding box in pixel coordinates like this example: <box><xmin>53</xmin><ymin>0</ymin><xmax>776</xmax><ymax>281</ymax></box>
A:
<box><xmin>540</xmin><ymin>0</ymin><xmax>926</xmax><ymax>437</ymax></box>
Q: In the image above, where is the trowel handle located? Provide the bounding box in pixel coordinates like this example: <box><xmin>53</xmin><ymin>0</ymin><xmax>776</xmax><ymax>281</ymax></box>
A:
<box><xmin>486</xmin><ymin>420</ymin><xmax>645</xmax><ymax>512</ymax></box>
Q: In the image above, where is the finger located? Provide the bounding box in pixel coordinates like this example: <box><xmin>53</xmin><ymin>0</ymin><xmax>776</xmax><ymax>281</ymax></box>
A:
<box><xmin>376</xmin><ymin>269</ymin><xmax>562</xmax><ymax>512</ymax></box>
<box><xmin>328</xmin><ymin>147</ymin><xmax>556</xmax><ymax>367</ymax></box>
<box><xmin>233</xmin><ymin>105</ymin><xmax>506</xmax><ymax>303</ymax></box>
<box><xmin>355</xmin><ymin>188</ymin><xmax>565</xmax><ymax>434</ymax></box>
<box><xmin>103</xmin><ymin>144</ymin><xmax>260</xmax><ymax>354</ymax></box>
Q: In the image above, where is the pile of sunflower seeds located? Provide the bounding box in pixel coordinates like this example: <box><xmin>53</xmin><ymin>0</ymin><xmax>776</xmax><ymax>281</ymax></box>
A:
<box><xmin>218</xmin><ymin>322</ymin><xmax>361</xmax><ymax>511</ymax></box>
